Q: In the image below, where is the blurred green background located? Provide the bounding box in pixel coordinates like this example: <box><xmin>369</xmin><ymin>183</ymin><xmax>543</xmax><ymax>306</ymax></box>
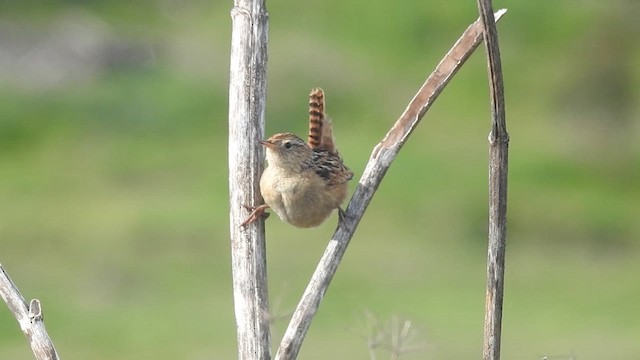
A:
<box><xmin>1</xmin><ymin>1</ymin><xmax>639</xmax><ymax>359</ymax></box>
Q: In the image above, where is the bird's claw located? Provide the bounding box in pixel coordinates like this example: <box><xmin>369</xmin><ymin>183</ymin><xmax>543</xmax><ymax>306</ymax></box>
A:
<box><xmin>240</xmin><ymin>204</ymin><xmax>270</xmax><ymax>227</ymax></box>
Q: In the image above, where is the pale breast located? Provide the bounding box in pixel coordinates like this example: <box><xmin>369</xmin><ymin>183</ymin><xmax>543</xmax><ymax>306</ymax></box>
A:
<box><xmin>260</xmin><ymin>166</ymin><xmax>348</xmax><ymax>228</ymax></box>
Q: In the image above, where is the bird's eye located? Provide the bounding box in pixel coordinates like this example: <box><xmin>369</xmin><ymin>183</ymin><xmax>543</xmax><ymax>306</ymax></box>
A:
<box><xmin>284</xmin><ymin>142</ymin><xmax>292</xmax><ymax>149</ymax></box>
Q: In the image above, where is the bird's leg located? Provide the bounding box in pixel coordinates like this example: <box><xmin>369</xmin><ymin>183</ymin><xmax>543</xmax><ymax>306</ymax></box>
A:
<box><xmin>337</xmin><ymin>207</ymin><xmax>351</xmax><ymax>231</ymax></box>
<box><xmin>240</xmin><ymin>204</ymin><xmax>270</xmax><ymax>227</ymax></box>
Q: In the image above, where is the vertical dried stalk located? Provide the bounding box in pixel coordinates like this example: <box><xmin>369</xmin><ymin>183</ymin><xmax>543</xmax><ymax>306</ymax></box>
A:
<box><xmin>0</xmin><ymin>263</ymin><xmax>60</xmax><ymax>360</ymax></box>
<box><xmin>274</xmin><ymin>10</ymin><xmax>507</xmax><ymax>360</ymax></box>
<box><xmin>476</xmin><ymin>1</ymin><xmax>509</xmax><ymax>360</ymax></box>
<box><xmin>228</xmin><ymin>0</ymin><xmax>271</xmax><ymax>359</ymax></box>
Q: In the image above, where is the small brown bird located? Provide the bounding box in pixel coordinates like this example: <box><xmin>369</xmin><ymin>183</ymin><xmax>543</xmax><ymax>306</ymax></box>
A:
<box><xmin>242</xmin><ymin>88</ymin><xmax>353</xmax><ymax>228</ymax></box>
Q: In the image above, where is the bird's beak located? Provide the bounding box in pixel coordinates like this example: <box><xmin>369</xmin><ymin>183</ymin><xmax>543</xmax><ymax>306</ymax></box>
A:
<box><xmin>259</xmin><ymin>139</ymin><xmax>277</xmax><ymax>149</ymax></box>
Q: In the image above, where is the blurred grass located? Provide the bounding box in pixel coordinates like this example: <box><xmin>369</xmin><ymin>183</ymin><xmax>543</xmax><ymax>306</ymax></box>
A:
<box><xmin>1</xmin><ymin>1</ymin><xmax>639</xmax><ymax>359</ymax></box>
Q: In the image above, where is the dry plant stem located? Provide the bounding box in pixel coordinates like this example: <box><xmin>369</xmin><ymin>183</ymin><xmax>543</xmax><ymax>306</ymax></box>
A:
<box><xmin>476</xmin><ymin>1</ymin><xmax>510</xmax><ymax>360</ymax></box>
<box><xmin>0</xmin><ymin>263</ymin><xmax>60</xmax><ymax>360</ymax></box>
<box><xmin>274</xmin><ymin>9</ymin><xmax>507</xmax><ymax>360</ymax></box>
<box><xmin>228</xmin><ymin>0</ymin><xmax>271</xmax><ymax>359</ymax></box>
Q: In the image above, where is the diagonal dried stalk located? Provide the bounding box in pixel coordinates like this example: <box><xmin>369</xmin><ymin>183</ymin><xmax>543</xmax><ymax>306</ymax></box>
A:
<box><xmin>476</xmin><ymin>1</ymin><xmax>510</xmax><ymax>360</ymax></box>
<box><xmin>0</xmin><ymin>263</ymin><xmax>61</xmax><ymax>360</ymax></box>
<box><xmin>274</xmin><ymin>9</ymin><xmax>508</xmax><ymax>360</ymax></box>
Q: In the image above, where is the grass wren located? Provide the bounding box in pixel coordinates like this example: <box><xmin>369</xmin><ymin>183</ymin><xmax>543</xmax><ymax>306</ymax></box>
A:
<box><xmin>242</xmin><ymin>88</ymin><xmax>353</xmax><ymax>228</ymax></box>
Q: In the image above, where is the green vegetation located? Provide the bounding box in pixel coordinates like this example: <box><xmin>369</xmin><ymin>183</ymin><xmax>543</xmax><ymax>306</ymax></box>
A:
<box><xmin>1</xmin><ymin>1</ymin><xmax>639</xmax><ymax>359</ymax></box>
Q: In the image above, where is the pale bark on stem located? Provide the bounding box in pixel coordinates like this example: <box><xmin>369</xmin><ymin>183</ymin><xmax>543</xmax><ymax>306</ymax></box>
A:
<box><xmin>476</xmin><ymin>1</ymin><xmax>510</xmax><ymax>360</ymax></box>
<box><xmin>0</xmin><ymin>263</ymin><xmax>60</xmax><ymax>360</ymax></box>
<box><xmin>228</xmin><ymin>0</ymin><xmax>271</xmax><ymax>359</ymax></box>
<box><xmin>274</xmin><ymin>9</ymin><xmax>508</xmax><ymax>360</ymax></box>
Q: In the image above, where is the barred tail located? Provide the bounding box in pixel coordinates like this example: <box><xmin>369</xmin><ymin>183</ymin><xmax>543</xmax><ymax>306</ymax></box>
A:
<box><xmin>308</xmin><ymin>88</ymin><xmax>324</xmax><ymax>149</ymax></box>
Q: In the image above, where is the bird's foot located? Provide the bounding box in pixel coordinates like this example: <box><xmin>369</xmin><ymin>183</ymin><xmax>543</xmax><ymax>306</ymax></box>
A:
<box><xmin>337</xmin><ymin>207</ymin><xmax>351</xmax><ymax>231</ymax></box>
<box><xmin>240</xmin><ymin>204</ymin><xmax>270</xmax><ymax>227</ymax></box>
